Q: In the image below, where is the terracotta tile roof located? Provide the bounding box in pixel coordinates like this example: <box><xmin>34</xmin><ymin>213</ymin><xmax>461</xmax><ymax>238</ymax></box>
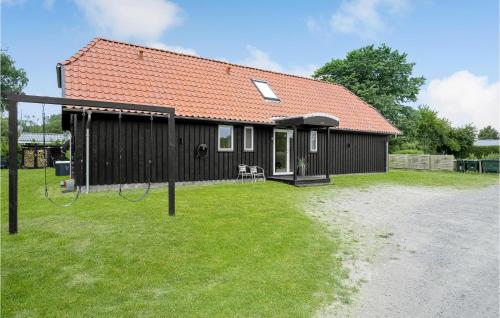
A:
<box><xmin>60</xmin><ymin>38</ymin><xmax>400</xmax><ymax>135</ymax></box>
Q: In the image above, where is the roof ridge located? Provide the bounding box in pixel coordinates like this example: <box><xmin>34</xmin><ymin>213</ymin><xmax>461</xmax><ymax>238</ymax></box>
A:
<box><xmin>81</xmin><ymin>37</ymin><xmax>349</xmax><ymax>88</ymax></box>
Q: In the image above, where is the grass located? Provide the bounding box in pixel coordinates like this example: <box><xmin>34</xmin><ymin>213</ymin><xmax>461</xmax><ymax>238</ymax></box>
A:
<box><xmin>330</xmin><ymin>169</ymin><xmax>499</xmax><ymax>189</ymax></box>
<box><xmin>1</xmin><ymin>169</ymin><xmax>497</xmax><ymax>317</ymax></box>
<box><xmin>1</xmin><ymin>169</ymin><xmax>348</xmax><ymax>317</ymax></box>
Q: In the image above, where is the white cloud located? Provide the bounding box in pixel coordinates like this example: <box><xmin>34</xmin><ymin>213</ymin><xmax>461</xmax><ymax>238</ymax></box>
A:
<box><xmin>306</xmin><ymin>17</ymin><xmax>322</xmax><ymax>32</ymax></box>
<box><xmin>74</xmin><ymin>0</ymin><xmax>182</xmax><ymax>41</ymax></box>
<box><xmin>419</xmin><ymin>71</ymin><xmax>499</xmax><ymax>129</ymax></box>
<box><xmin>287</xmin><ymin>64</ymin><xmax>319</xmax><ymax>78</ymax></box>
<box><xmin>329</xmin><ymin>0</ymin><xmax>410</xmax><ymax>39</ymax></box>
<box><xmin>239</xmin><ymin>46</ymin><xmax>283</xmax><ymax>72</ymax></box>
<box><xmin>148</xmin><ymin>42</ymin><xmax>197</xmax><ymax>56</ymax></box>
<box><xmin>238</xmin><ymin>46</ymin><xmax>317</xmax><ymax>78</ymax></box>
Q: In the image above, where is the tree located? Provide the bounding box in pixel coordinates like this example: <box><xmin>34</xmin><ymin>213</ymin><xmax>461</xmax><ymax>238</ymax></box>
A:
<box><xmin>388</xmin><ymin>105</ymin><xmax>421</xmax><ymax>153</ymax></box>
<box><xmin>1</xmin><ymin>51</ymin><xmax>28</xmax><ymax>112</ymax></box>
<box><xmin>478</xmin><ymin>125</ymin><xmax>499</xmax><ymax>140</ymax></box>
<box><xmin>445</xmin><ymin>124</ymin><xmax>476</xmax><ymax>158</ymax></box>
<box><xmin>415</xmin><ymin>106</ymin><xmax>449</xmax><ymax>154</ymax></box>
<box><xmin>20</xmin><ymin>114</ymin><xmax>62</xmax><ymax>134</ymax></box>
<box><xmin>313</xmin><ymin>44</ymin><xmax>425</xmax><ymax>129</ymax></box>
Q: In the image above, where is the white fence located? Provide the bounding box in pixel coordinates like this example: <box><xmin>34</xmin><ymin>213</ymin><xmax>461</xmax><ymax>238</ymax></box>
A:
<box><xmin>389</xmin><ymin>154</ymin><xmax>455</xmax><ymax>171</ymax></box>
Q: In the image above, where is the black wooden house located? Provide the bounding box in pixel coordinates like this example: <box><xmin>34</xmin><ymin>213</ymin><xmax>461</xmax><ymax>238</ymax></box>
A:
<box><xmin>59</xmin><ymin>38</ymin><xmax>399</xmax><ymax>187</ymax></box>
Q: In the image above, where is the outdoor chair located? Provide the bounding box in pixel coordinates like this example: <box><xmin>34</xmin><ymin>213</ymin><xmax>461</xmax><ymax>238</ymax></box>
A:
<box><xmin>237</xmin><ymin>164</ymin><xmax>252</xmax><ymax>182</ymax></box>
<box><xmin>249</xmin><ymin>166</ymin><xmax>265</xmax><ymax>182</ymax></box>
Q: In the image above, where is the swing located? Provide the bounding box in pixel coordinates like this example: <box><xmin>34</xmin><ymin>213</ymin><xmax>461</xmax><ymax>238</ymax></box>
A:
<box><xmin>117</xmin><ymin>111</ymin><xmax>154</xmax><ymax>202</ymax></box>
<box><xmin>42</xmin><ymin>104</ymin><xmax>81</xmax><ymax>207</ymax></box>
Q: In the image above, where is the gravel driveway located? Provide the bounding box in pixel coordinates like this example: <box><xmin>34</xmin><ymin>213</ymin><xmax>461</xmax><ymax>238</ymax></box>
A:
<box><xmin>308</xmin><ymin>184</ymin><xmax>499</xmax><ymax>318</ymax></box>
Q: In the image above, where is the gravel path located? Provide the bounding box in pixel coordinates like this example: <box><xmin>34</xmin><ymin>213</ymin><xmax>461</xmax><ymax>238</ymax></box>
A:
<box><xmin>308</xmin><ymin>184</ymin><xmax>499</xmax><ymax>318</ymax></box>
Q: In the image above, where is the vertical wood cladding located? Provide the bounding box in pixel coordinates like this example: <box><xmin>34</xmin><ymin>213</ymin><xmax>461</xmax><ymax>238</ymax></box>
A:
<box><xmin>68</xmin><ymin>112</ymin><xmax>388</xmax><ymax>186</ymax></box>
<box><xmin>295</xmin><ymin>129</ymin><xmax>387</xmax><ymax>176</ymax></box>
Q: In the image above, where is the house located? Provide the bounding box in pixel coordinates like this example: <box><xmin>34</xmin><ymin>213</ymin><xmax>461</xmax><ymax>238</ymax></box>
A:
<box><xmin>474</xmin><ymin>139</ymin><xmax>500</xmax><ymax>147</ymax></box>
<box><xmin>58</xmin><ymin>38</ymin><xmax>400</xmax><ymax>187</ymax></box>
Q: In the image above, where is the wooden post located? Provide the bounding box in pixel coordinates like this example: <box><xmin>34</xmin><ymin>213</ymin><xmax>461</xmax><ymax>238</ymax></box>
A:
<box><xmin>167</xmin><ymin>113</ymin><xmax>176</xmax><ymax>216</ymax></box>
<box><xmin>8</xmin><ymin>99</ymin><xmax>18</xmax><ymax>234</ymax></box>
<box><xmin>293</xmin><ymin>125</ymin><xmax>297</xmax><ymax>182</ymax></box>
<box><xmin>325</xmin><ymin>128</ymin><xmax>330</xmax><ymax>179</ymax></box>
<box><xmin>5</xmin><ymin>94</ymin><xmax>177</xmax><ymax>233</ymax></box>
<box><xmin>34</xmin><ymin>144</ymin><xmax>38</xmax><ymax>168</ymax></box>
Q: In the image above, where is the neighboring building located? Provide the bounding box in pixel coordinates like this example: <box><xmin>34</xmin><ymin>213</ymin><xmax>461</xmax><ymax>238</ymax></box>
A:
<box><xmin>18</xmin><ymin>132</ymin><xmax>69</xmax><ymax>145</ymax></box>
<box><xmin>18</xmin><ymin>133</ymin><xmax>69</xmax><ymax>168</ymax></box>
<box><xmin>474</xmin><ymin>139</ymin><xmax>500</xmax><ymax>147</ymax></box>
<box><xmin>57</xmin><ymin>38</ymin><xmax>400</xmax><ymax>186</ymax></box>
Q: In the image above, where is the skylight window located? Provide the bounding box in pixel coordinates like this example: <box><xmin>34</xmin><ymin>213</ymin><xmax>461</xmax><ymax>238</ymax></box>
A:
<box><xmin>252</xmin><ymin>80</ymin><xmax>280</xmax><ymax>101</ymax></box>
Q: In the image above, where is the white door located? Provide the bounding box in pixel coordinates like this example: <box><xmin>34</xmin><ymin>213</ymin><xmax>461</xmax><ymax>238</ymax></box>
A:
<box><xmin>273</xmin><ymin>129</ymin><xmax>292</xmax><ymax>175</ymax></box>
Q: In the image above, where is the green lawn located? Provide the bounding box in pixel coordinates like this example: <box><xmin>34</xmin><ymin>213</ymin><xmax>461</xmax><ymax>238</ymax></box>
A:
<box><xmin>1</xmin><ymin>169</ymin><xmax>497</xmax><ymax>317</ymax></box>
<box><xmin>330</xmin><ymin>169</ymin><xmax>499</xmax><ymax>188</ymax></box>
<box><xmin>1</xmin><ymin>169</ymin><xmax>349</xmax><ymax>317</ymax></box>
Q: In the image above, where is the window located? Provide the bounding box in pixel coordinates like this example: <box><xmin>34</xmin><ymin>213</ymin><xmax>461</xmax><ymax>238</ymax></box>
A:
<box><xmin>218</xmin><ymin>125</ymin><xmax>233</xmax><ymax>151</ymax></box>
<box><xmin>244</xmin><ymin>126</ymin><xmax>254</xmax><ymax>151</ymax></box>
<box><xmin>252</xmin><ymin>80</ymin><xmax>280</xmax><ymax>101</ymax></box>
<box><xmin>310</xmin><ymin>131</ymin><xmax>317</xmax><ymax>152</ymax></box>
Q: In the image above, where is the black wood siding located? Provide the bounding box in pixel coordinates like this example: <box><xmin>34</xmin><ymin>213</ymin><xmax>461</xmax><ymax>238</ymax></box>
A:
<box><xmin>68</xmin><ymin>112</ymin><xmax>388</xmax><ymax>185</ymax></box>
<box><xmin>293</xmin><ymin>129</ymin><xmax>388</xmax><ymax>176</ymax></box>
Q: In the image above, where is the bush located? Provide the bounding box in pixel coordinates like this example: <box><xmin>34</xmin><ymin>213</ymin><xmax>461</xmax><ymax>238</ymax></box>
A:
<box><xmin>470</xmin><ymin>145</ymin><xmax>500</xmax><ymax>158</ymax></box>
<box><xmin>393</xmin><ymin>149</ymin><xmax>425</xmax><ymax>154</ymax></box>
<box><xmin>482</xmin><ymin>152</ymin><xmax>500</xmax><ymax>159</ymax></box>
<box><xmin>466</xmin><ymin>153</ymin><xmax>477</xmax><ymax>159</ymax></box>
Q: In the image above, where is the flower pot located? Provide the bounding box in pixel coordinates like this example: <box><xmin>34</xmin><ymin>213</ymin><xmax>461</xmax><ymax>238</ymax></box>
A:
<box><xmin>298</xmin><ymin>166</ymin><xmax>306</xmax><ymax>177</ymax></box>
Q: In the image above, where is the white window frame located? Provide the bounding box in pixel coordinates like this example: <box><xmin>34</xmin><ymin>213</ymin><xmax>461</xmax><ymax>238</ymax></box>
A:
<box><xmin>310</xmin><ymin>130</ymin><xmax>318</xmax><ymax>153</ymax></box>
<box><xmin>273</xmin><ymin>129</ymin><xmax>293</xmax><ymax>175</ymax></box>
<box><xmin>252</xmin><ymin>79</ymin><xmax>280</xmax><ymax>101</ymax></box>
<box><xmin>218</xmin><ymin>125</ymin><xmax>234</xmax><ymax>152</ymax></box>
<box><xmin>244</xmin><ymin>126</ymin><xmax>254</xmax><ymax>152</ymax></box>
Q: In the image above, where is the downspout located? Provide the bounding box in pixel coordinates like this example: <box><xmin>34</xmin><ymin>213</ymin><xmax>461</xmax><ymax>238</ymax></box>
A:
<box><xmin>86</xmin><ymin>111</ymin><xmax>92</xmax><ymax>193</ymax></box>
<box><xmin>69</xmin><ymin>132</ymin><xmax>72</xmax><ymax>178</ymax></box>
<box><xmin>385</xmin><ymin>138</ymin><xmax>389</xmax><ymax>172</ymax></box>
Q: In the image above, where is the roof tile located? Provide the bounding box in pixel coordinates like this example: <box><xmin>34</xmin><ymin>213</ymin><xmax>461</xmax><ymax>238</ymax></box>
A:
<box><xmin>61</xmin><ymin>38</ymin><xmax>400</xmax><ymax>134</ymax></box>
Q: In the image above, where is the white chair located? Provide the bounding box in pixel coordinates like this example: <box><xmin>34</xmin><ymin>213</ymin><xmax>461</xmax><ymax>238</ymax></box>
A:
<box><xmin>237</xmin><ymin>164</ymin><xmax>252</xmax><ymax>182</ymax></box>
<box><xmin>249</xmin><ymin>166</ymin><xmax>265</xmax><ymax>182</ymax></box>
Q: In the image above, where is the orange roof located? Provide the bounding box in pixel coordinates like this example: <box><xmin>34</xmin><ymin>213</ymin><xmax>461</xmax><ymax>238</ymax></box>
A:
<box><xmin>60</xmin><ymin>38</ymin><xmax>400</xmax><ymax>135</ymax></box>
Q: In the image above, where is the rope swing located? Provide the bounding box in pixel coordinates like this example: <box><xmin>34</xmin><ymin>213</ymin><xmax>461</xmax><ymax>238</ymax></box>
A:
<box><xmin>117</xmin><ymin>111</ymin><xmax>154</xmax><ymax>202</ymax></box>
<box><xmin>42</xmin><ymin>103</ymin><xmax>81</xmax><ymax>207</ymax></box>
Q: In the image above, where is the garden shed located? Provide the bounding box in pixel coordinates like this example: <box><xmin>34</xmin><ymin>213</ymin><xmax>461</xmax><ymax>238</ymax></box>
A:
<box><xmin>18</xmin><ymin>132</ymin><xmax>68</xmax><ymax>168</ymax></box>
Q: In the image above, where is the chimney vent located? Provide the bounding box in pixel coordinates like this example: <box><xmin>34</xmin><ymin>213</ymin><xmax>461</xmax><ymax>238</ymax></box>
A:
<box><xmin>225</xmin><ymin>66</ymin><xmax>231</xmax><ymax>75</ymax></box>
<box><xmin>138</xmin><ymin>49</ymin><xmax>144</xmax><ymax>59</ymax></box>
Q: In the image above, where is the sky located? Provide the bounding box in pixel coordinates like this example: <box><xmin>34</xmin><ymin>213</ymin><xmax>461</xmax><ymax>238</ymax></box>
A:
<box><xmin>1</xmin><ymin>0</ymin><xmax>499</xmax><ymax>129</ymax></box>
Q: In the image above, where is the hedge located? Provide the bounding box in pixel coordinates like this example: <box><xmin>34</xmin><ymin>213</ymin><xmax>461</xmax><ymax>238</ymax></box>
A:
<box><xmin>470</xmin><ymin>145</ymin><xmax>500</xmax><ymax>158</ymax></box>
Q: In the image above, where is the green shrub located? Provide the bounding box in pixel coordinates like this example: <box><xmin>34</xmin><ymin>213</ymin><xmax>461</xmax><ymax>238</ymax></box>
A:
<box><xmin>470</xmin><ymin>145</ymin><xmax>500</xmax><ymax>158</ymax></box>
<box><xmin>394</xmin><ymin>149</ymin><xmax>425</xmax><ymax>154</ymax></box>
<box><xmin>482</xmin><ymin>152</ymin><xmax>500</xmax><ymax>159</ymax></box>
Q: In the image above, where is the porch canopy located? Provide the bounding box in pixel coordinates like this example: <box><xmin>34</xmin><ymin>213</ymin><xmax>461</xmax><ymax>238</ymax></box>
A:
<box><xmin>273</xmin><ymin>112</ymin><xmax>340</xmax><ymax>128</ymax></box>
<box><xmin>272</xmin><ymin>113</ymin><xmax>340</xmax><ymax>185</ymax></box>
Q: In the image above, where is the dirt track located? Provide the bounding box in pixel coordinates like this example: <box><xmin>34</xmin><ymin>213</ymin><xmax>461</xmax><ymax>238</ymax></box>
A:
<box><xmin>308</xmin><ymin>185</ymin><xmax>499</xmax><ymax>318</ymax></box>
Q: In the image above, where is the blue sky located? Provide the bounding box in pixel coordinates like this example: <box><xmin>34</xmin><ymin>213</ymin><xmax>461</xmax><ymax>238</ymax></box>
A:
<box><xmin>2</xmin><ymin>0</ymin><xmax>499</xmax><ymax>128</ymax></box>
